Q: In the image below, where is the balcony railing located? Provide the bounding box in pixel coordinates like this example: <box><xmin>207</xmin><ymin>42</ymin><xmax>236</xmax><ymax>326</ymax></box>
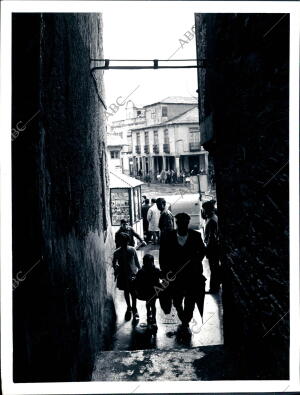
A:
<box><xmin>189</xmin><ymin>142</ymin><xmax>201</xmax><ymax>152</ymax></box>
<box><xmin>135</xmin><ymin>145</ymin><xmax>141</xmax><ymax>154</ymax></box>
<box><xmin>163</xmin><ymin>143</ymin><xmax>170</xmax><ymax>154</ymax></box>
<box><xmin>153</xmin><ymin>144</ymin><xmax>159</xmax><ymax>154</ymax></box>
<box><xmin>144</xmin><ymin>145</ymin><xmax>150</xmax><ymax>154</ymax></box>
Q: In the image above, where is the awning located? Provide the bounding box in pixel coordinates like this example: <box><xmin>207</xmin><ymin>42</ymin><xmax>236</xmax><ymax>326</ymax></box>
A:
<box><xmin>109</xmin><ymin>171</ymin><xmax>144</xmax><ymax>189</ymax></box>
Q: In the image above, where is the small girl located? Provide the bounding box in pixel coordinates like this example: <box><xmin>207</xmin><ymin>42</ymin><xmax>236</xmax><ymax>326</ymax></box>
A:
<box><xmin>134</xmin><ymin>254</ymin><xmax>161</xmax><ymax>330</ymax></box>
<box><xmin>112</xmin><ymin>232</ymin><xmax>140</xmax><ymax>321</ymax></box>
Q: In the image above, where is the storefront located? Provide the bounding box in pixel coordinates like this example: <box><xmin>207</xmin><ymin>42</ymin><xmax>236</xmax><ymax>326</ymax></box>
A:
<box><xmin>109</xmin><ymin>171</ymin><xmax>144</xmax><ymax>240</ymax></box>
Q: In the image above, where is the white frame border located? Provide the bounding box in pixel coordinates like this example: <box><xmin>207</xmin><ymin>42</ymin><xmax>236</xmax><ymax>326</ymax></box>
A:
<box><xmin>1</xmin><ymin>1</ymin><xmax>299</xmax><ymax>394</ymax></box>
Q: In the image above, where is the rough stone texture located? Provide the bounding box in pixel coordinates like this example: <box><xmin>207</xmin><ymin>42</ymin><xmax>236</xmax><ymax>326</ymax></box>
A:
<box><xmin>92</xmin><ymin>345</ymin><xmax>239</xmax><ymax>381</ymax></box>
<box><xmin>195</xmin><ymin>14</ymin><xmax>289</xmax><ymax>379</ymax></box>
<box><xmin>12</xmin><ymin>13</ymin><xmax>116</xmax><ymax>382</ymax></box>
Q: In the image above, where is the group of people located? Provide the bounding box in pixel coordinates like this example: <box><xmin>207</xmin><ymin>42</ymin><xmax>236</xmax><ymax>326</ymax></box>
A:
<box><xmin>112</xmin><ymin>198</ymin><xmax>220</xmax><ymax>335</ymax></box>
<box><xmin>136</xmin><ymin>167</ymin><xmax>206</xmax><ymax>185</ymax></box>
<box><xmin>141</xmin><ymin>195</ymin><xmax>172</xmax><ymax>244</ymax></box>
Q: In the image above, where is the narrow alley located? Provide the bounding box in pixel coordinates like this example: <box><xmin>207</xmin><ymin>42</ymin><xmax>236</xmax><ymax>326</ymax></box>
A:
<box><xmin>92</xmin><ymin>242</ymin><xmax>224</xmax><ymax>381</ymax></box>
<box><xmin>9</xmin><ymin>10</ymin><xmax>290</xmax><ymax>389</ymax></box>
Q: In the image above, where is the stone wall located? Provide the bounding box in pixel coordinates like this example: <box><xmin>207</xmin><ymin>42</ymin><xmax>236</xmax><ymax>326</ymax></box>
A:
<box><xmin>195</xmin><ymin>14</ymin><xmax>289</xmax><ymax>379</ymax></box>
<box><xmin>12</xmin><ymin>13</ymin><xmax>116</xmax><ymax>382</ymax></box>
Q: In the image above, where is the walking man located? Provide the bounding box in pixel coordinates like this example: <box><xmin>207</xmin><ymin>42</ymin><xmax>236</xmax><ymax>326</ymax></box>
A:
<box><xmin>159</xmin><ymin>212</ymin><xmax>206</xmax><ymax>332</ymax></box>
<box><xmin>147</xmin><ymin>198</ymin><xmax>160</xmax><ymax>244</ymax></box>
<box><xmin>202</xmin><ymin>200</ymin><xmax>220</xmax><ymax>293</ymax></box>
<box><xmin>156</xmin><ymin>197</ymin><xmax>174</xmax><ymax>242</ymax></box>
<box><xmin>141</xmin><ymin>198</ymin><xmax>151</xmax><ymax>241</ymax></box>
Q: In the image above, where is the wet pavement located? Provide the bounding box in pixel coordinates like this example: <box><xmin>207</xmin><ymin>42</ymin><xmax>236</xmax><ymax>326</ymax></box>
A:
<box><xmin>109</xmin><ymin>243</ymin><xmax>223</xmax><ymax>352</ymax></box>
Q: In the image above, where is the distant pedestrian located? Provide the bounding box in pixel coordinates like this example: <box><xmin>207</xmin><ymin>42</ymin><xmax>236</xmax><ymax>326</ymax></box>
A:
<box><xmin>166</xmin><ymin>170</ymin><xmax>171</xmax><ymax>184</ymax></box>
<box><xmin>172</xmin><ymin>170</ymin><xmax>177</xmax><ymax>184</ymax></box>
<box><xmin>202</xmin><ymin>200</ymin><xmax>220</xmax><ymax>293</ymax></box>
<box><xmin>112</xmin><ymin>233</ymin><xmax>141</xmax><ymax>321</ymax></box>
<box><xmin>141</xmin><ymin>198</ymin><xmax>151</xmax><ymax>241</ymax></box>
<box><xmin>115</xmin><ymin>219</ymin><xmax>146</xmax><ymax>249</ymax></box>
<box><xmin>191</xmin><ymin>165</ymin><xmax>199</xmax><ymax>175</ymax></box>
<box><xmin>147</xmin><ymin>198</ymin><xmax>160</xmax><ymax>244</ymax></box>
<box><xmin>160</xmin><ymin>169</ymin><xmax>166</xmax><ymax>184</ymax></box>
<box><xmin>134</xmin><ymin>254</ymin><xmax>161</xmax><ymax>330</ymax></box>
<box><xmin>156</xmin><ymin>197</ymin><xmax>174</xmax><ymax>242</ymax></box>
<box><xmin>145</xmin><ymin>172</ymin><xmax>151</xmax><ymax>186</ymax></box>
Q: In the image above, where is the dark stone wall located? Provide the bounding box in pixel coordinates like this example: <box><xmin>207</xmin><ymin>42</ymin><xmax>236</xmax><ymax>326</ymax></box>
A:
<box><xmin>195</xmin><ymin>14</ymin><xmax>289</xmax><ymax>379</ymax></box>
<box><xmin>12</xmin><ymin>13</ymin><xmax>116</xmax><ymax>382</ymax></box>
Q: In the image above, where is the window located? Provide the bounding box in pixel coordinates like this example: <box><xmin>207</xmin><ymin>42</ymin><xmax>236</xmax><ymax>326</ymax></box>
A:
<box><xmin>189</xmin><ymin>127</ymin><xmax>201</xmax><ymax>151</ymax></box>
<box><xmin>151</xmin><ymin>108</ymin><xmax>156</xmax><ymax>119</ymax></box>
<box><xmin>137</xmin><ymin>110</ymin><xmax>141</xmax><ymax>116</ymax></box>
<box><xmin>127</xmin><ymin>135</ymin><xmax>132</xmax><ymax>148</ymax></box>
<box><xmin>110</xmin><ymin>151</ymin><xmax>120</xmax><ymax>159</ymax></box>
<box><xmin>145</xmin><ymin>131</ymin><xmax>149</xmax><ymax>145</ymax></box>
<box><xmin>136</xmin><ymin>132</ymin><xmax>141</xmax><ymax>145</ymax></box>
<box><xmin>162</xmin><ymin>106</ymin><xmax>168</xmax><ymax>117</ymax></box>
<box><xmin>189</xmin><ymin>127</ymin><xmax>200</xmax><ymax>143</ymax></box>
<box><xmin>164</xmin><ymin>129</ymin><xmax>169</xmax><ymax>144</ymax></box>
<box><xmin>154</xmin><ymin>130</ymin><xmax>159</xmax><ymax>145</ymax></box>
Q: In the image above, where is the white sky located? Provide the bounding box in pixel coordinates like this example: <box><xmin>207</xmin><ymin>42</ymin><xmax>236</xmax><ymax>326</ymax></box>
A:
<box><xmin>102</xmin><ymin>9</ymin><xmax>197</xmax><ymax>121</ymax></box>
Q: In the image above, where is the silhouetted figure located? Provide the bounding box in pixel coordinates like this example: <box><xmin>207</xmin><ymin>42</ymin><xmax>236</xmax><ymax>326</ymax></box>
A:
<box><xmin>202</xmin><ymin>200</ymin><xmax>220</xmax><ymax>293</ymax></box>
<box><xmin>115</xmin><ymin>219</ymin><xmax>146</xmax><ymax>249</ymax></box>
<box><xmin>134</xmin><ymin>254</ymin><xmax>161</xmax><ymax>330</ymax></box>
<box><xmin>156</xmin><ymin>197</ymin><xmax>174</xmax><ymax>242</ymax></box>
<box><xmin>141</xmin><ymin>198</ymin><xmax>150</xmax><ymax>241</ymax></box>
<box><xmin>159</xmin><ymin>212</ymin><xmax>206</xmax><ymax>332</ymax></box>
<box><xmin>112</xmin><ymin>233</ymin><xmax>141</xmax><ymax>321</ymax></box>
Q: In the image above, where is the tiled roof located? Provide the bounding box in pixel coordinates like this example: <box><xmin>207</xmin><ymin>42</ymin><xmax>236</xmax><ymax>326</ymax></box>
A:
<box><xmin>131</xmin><ymin>106</ymin><xmax>199</xmax><ymax>131</ymax></box>
<box><xmin>165</xmin><ymin>106</ymin><xmax>199</xmax><ymax>124</ymax></box>
<box><xmin>143</xmin><ymin>96</ymin><xmax>198</xmax><ymax>107</ymax></box>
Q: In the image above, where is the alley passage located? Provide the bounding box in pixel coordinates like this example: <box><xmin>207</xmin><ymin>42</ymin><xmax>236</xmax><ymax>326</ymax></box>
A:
<box><xmin>108</xmin><ymin>243</ymin><xmax>223</xmax><ymax>352</ymax></box>
<box><xmin>92</xmin><ymin>242</ymin><xmax>224</xmax><ymax>381</ymax></box>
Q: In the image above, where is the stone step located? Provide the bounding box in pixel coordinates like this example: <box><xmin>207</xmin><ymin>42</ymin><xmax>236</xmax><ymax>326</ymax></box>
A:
<box><xmin>92</xmin><ymin>344</ymin><xmax>237</xmax><ymax>381</ymax></box>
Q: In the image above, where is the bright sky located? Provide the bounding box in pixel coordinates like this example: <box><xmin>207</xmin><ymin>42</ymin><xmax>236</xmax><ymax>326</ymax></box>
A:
<box><xmin>102</xmin><ymin>8</ymin><xmax>197</xmax><ymax>122</ymax></box>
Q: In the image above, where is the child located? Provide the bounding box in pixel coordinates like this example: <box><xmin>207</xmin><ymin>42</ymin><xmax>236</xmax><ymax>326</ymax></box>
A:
<box><xmin>134</xmin><ymin>254</ymin><xmax>161</xmax><ymax>329</ymax></box>
<box><xmin>112</xmin><ymin>232</ymin><xmax>140</xmax><ymax>321</ymax></box>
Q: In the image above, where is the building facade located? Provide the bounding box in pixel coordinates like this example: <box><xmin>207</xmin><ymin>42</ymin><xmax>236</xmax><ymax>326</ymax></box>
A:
<box><xmin>131</xmin><ymin>100</ymin><xmax>208</xmax><ymax>178</ymax></box>
<box><xmin>110</xmin><ymin>101</ymin><xmax>145</xmax><ymax>175</ymax></box>
<box><xmin>110</xmin><ymin>97</ymin><xmax>208</xmax><ymax>179</ymax></box>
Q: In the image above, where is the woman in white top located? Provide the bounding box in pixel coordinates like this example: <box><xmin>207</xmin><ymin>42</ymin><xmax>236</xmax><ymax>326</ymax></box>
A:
<box><xmin>147</xmin><ymin>198</ymin><xmax>160</xmax><ymax>244</ymax></box>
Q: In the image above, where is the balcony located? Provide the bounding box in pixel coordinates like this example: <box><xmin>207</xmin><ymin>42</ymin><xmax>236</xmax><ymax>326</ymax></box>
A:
<box><xmin>153</xmin><ymin>144</ymin><xmax>159</xmax><ymax>154</ymax></box>
<box><xmin>135</xmin><ymin>145</ymin><xmax>141</xmax><ymax>154</ymax></box>
<box><xmin>189</xmin><ymin>142</ymin><xmax>201</xmax><ymax>152</ymax></box>
<box><xmin>163</xmin><ymin>143</ymin><xmax>170</xmax><ymax>154</ymax></box>
<box><xmin>144</xmin><ymin>145</ymin><xmax>150</xmax><ymax>154</ymax></box>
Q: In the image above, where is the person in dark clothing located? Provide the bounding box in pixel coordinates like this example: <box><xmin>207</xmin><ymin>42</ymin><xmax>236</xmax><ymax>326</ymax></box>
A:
<box><xmin>115</xmin><ymin>219</ymin><xmax>146</xmax><ymax>249</ymax></box>
<box><xmin>141</xmin><ymin>198</ymin><xmax>150</xmax><ymax>241</ymax></box>
<box><xmin>202</xmin><ymin>200</ymin><xmax>220</xmax><ymax>293</ymax></box>
<box><xmin>112</xmin><ymin>233</ymin><xmax>141</xmax><ymax>321</ymax></box>
<box><xmin>159</xmin><ymin>212</ymin><xmax>206</xmax><ymax>331</ymax></box>
<box><xmin>134</xmin><ymin>254</ymin><xmax>161</xmax><ymax>329</ymax></box>
<box><xmin>156</xmin><ymin>197</ymin><xmax>174</xmax><ymax>242</ymax></box>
